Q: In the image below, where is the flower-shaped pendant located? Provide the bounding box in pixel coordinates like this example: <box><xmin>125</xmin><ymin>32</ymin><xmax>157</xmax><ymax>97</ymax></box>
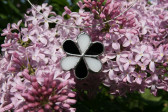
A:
<box><xmin>61</xmin><ymin>33</ymin><xmax>104</xmax><ymax>79</ymax></box>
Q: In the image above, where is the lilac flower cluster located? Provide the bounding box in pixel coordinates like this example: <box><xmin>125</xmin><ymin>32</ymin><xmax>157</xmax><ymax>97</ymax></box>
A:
<box><xmin>0</xmin><ymin>3</ymin><xmax>77</xmax><ymax>111</ymax></box>
<box><xmin>0</xmin><ymin>0</ymin><xmax>168</xmax><ymax>111</ymax></box>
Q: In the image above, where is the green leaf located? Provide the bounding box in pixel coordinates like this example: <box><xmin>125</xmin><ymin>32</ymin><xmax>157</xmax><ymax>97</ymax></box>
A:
<box><xmin>141</xmin><ymin>89</ymin><xmax>162</xmax><ymax>102</ymax></box>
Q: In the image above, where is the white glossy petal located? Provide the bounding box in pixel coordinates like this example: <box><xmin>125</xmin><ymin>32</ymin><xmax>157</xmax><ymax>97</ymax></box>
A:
<box><xmin>77</xmin><ymin>34</ymin><xmax>91</xmax><ymax>53</ymax></box>
<box><xmin>85</xmin><ymin>57</ymin><xmax>102</xmax><ymax>72</ymax></box>
<box><xmin>61</xmin><ymin>56</ymin><xmax>80</xmax><ymax>71</ymax></box>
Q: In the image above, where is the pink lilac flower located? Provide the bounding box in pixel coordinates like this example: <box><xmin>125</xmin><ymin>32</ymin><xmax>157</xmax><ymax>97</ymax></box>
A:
<box><xmin>0</xmin><ymin>1</ymin><xmax>168</xmax><ymax>111</ymax></box>
<box><xmin>1</xmin><ymin>68</ymin><xmax>76</xmax><ymax>112</ymax></box>
<box><xmin>132</xmin><ymin>45</ymin><xmax>149</xmax><ymax>62</ymax></box>
<box><xmin>103</xmin><ymin>60</ymin><xmax>120</xmax><ymax>81</ymax></box>
<box><xmin>119</xmin><ymin>53</ymin><xmax>136</xmax><ymax>70</ymax></box>
<box><xmin>132</xmin><ymin>72</ymin><xmax>147</xmax><ymax>84</ymax></box>
<box><xmin>123</xmin><ymin>33</ymin><xmax>139</xmax><ymax>47</ymax></box>
<box><xmin>146</xmin><ymin>72</ymin><xmax>165</xmax><ymax>96</ymax></box>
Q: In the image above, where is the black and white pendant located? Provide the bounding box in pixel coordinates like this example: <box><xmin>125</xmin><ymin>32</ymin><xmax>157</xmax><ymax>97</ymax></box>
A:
<box><xmin>61</xmin><ymin>33</ymin><xmax>104</xmax><ymax>79</ymax></box>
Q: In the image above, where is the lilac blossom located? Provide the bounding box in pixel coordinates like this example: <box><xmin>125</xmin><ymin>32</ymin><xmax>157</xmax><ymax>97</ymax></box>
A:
<box><xmin>146</xmin><ymin>72</ymin><xmax>165</xmax><ymax>96</ymax></box>
<box><xmin>119</xmin><ymin>53</ymin><xmax>136</xmax><ymax>70</ymax></box>
<box><xmin>132</xmin><ymin>72</ymin><xmax>147</xmax><ymax>84</ymax></box>
<box><xmin>0</xmin><ymin>1</ymin><xmax>168</xmax><ymax>111</ymax></box>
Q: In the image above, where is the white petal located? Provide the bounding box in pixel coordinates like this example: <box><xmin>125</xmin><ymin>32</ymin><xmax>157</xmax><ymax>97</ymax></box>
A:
<box><xmin>85</xmin><ymin>57</ymin><xmax>102</xmax><ymax>72</ymax></box>
<box><xmin>61</xmin><ymin>56</ymin><xmax>80</xmax><ymax>71</ymax></box>
<box><xmin>77</xmin><ymin>33</ymin><xmax>91</xmax><ymax>53</ymax></box>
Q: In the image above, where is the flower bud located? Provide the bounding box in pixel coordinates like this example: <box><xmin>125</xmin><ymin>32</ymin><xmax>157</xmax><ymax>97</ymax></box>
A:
<box><xmin>1</xmin><ymin>43</ymin><xmax>11</xmax><ymax>47</ymax></box>
<box><xmin>13</xmin><ymin>33</ymin><xmax>19</xmax><ymax>38</ymax></box>
<box><xmin>24</xmin><ymin>68</ymin><xmax>29</xmax><ymax>73</ymax></box>
<box><xmin>57</xmin><ymin>96</ymin><xmax>68</xmax><ymax>102</ymax></box>
<box><xmin>92</xmin><ymin>1</ymin><xmax>96</xmax><ymax>6</ymax></box>
<box><xmin>23</xmin><ymin>105</ymin><xmax>29</xmax><ymax>110</ymax></box>
<box><xmin>159</xmin><ymin>29</ymin><xmax>165</xmax><ymax>33</ymax></box>
<box><xmin>62</xmin><ymin>104</ymin><xmax>70</xmax><ymax>108</ymax></box>
<box><xmin>117</xmin><ymin>17</ymin><xmax>124</xmax><ymax>20</ymax></box>
<box><xmin>100</xmin><ymin>13</ymin><xmax>105</xmax><ymax>19</ymax></box>
<box><xmin>22</xmin><ymin>93</ymin><xmax>28</xmax><ymax>98</ymax></box>
<box><xmin>44</xmin><ymin>78</ymin><xmax>49</xmax><ymax>87</ymax></box>
<box><xmin>38</xmin><ymin>88</ymin><xmax>42</xmax><ymax>93</ymax></box>
<box><xmin>42</xmin><ymin>91</ymin><xmax>48</xmax><ymax>95</ymax></box>
<box><xmin>31</xmin><ymin>88</ymin><xmax>38</xmax><ymax>95</ymax></box>
<box><xmin>39</xmin><ymin>96</ymin><xmax>43</xmax><ymax>100</ymax></box>
<box><xmin>64</xmin><ymin>6</ymin><xmax>71</xmax><ymax>15</ymax></box>
<box><xmin>68</xmin><ymin>92</ymin><xmax>76</xmax><ymax>97</ymax></box>
<box><xmin>119</xmin><ymin>29</ymin><xmax>126</xmax><ymax>33</ymax></box>
<box><xmin>84</xmin><ymin>0</ymin><xmax>89</xmax><ymax>3</ymax></box>
<box><xmin>38</xmin><ymin>109</ymin><xmax>44</xmax><ymax>112</ymax></box>
<box><xmin>52</xmin><ymin>80</ymin><xmax>57</xmax><ymax>88</ymax></box>
<box><xmin>32</xmin><ymin>82</ymin><xmax>39</xmax><ymax>89</ymax></box>
<box><xmin>22</xmin><ymin>71</ymin><xmax>31</xmax><ymax>81</ymax></box>
<box><xmin>16</xmin><ymin>85</ymin><xmax>24</xmax><ymax>91</ymax></box>
<box><xmin>66</xmin><ymin>99</ymin><xmax>76</xmax><ymax>104</ymax></box>
<box><xmin>92</xmin><ymin>9</ymin><xmax>97</xmax><ymax>14</ymax></box>
<box><xmin>105</xmin><ymin>33</ymin><xmax>111</xmax><ymax>40</ymax></box>
<box><xmin>54</xmin><ymin>106</ymin><xmax>60</xmax><ymax>110</ymax></box>
<box><xmin>57</xmin><ymin>81</ymin><xmax>68</xmax><ymax>90</ymax></box>
<box><xmin>48</xmin><ymin>102</ymin><xmax>53</xmax><ymax>106</ymax></box>
<box><xmin>100</xmin><ymin>0</ymin><xmax>105</xmax><ymax>3</ymax></box>
<box><xmin>41</xmin><ymin>86</ymin><xmax>46</xmax><ymax>92</ymax></box>
<box><xmin>113</xmin><ymin>3</ymin><xmax>120</xmax><ymax>9</ymax></box>
<box><xmin>47</xmin><ymin>88</ymin><xmax>53</xmax><ymax>94</ymax></box>
<box><xmin>127</xmin><ymin>14</ymin><xmax>134</xmax><ymax>21</ymax></box>
<box><xmin>28</xmin><ymin>103</ymin><xmax>36</xmax><ymax>108</ymax></box>
<box><xmin>84</xmin><ymin>3</ymin><xmax>90</xmax><ymax>8</ymax></box>
<box><xmin>27</xmin><ymin>95</ymin><xmax>35</xmax><ymax>102</ymax></box>
<box><xmin>45</xmin><ymin>104</ymin><xmax>51</xmax><ymax>110</ymax></box>
<box><xmin>28</xmin><ymin>24</ymin><xmax>33</xmax><ymax>30</ymax></box>
<box><xmin>31</xmin><ymin>76</ymin><xmax>37</xmax><ymax>82</ymax></box>
<box><xmin>159</xmin><ymin>14</ymin><xmax>164</xmax><ymax>19</ymax></box>
<box><xmin>163</xmin><ymin>63</ymin><xmax>167</xmax><ymax>67</ymax></box>
<box><xmin>13</xmin><ymin>52</ymin><xmax>20</xmax><ymax>58</ymax></box>
<box><xmin>8</xmin><ymin>67</ymin><xmax>16</xmax><ymax>72</ymax></box>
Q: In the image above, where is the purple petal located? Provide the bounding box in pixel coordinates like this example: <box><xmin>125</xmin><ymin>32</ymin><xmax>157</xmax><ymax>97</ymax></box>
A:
<box><xmin>120</xmin><ymin>58</ymin><xmax>128</xmax><ymax>63</ymax></box>
<box><xmin>127</xmin><ymin>74</ymin><xmax>133</xmax><ymax>83</ymax></box>
<box><xmin>123</xmin><ymin>40</ymin><xmax>130</xmax><ymax>47</ymax></box>
<box><xmin>39</xmin><ymin>37</ymin><xmax>47</xmax><ymax>45</ymax></box>
<box><xmin>135</xmin><ymin>54</ymin><xmax>142</xmax><ymax>62</ymax></box>
<box><xmin>149</xmin><ymin>61</ymin><xmax>155</xmax><ymax>72</ymax></box>
<box><xmin>124</xmin><ymin>62</ymin><xmax>129</xmax><ymax>70</ymax></box>
<box><xmin>141</xmin><ymin>45</ymin><xmax>147</xmax><ymax>53</ymax></box>
<box><xmin>136</xmin><ymin>78</ymin><xmax>142</xmax><ymax>84</ymax></box>
<box><xmin>109</xmin><ymin>70</ymin><xmax>115</xmax><ymax>80</ymax></box>
<box><xmin>112</xmin><ymin>42</ymin><xmax>120</xmax><ymax>50</ymax></box>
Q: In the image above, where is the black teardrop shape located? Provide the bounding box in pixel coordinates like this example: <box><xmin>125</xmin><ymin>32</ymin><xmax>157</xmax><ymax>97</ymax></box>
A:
<box><xmin>75</xmin><ymin>58</ymin><xmax>88</xmax><ymax>79</ymax></box>
<box><xmin>63</xmin><ymin>40</ymin><xmax>80</xmax><ymax>55</ymax></box>
<box><xmin>85</xmin><ymin>42</ymin><xmax>104</xmax><ymax>55</ymax></box>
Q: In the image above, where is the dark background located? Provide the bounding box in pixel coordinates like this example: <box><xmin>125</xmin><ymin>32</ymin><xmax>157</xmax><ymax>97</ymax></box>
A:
<box><xmin>0</xmin><ymin>0</ymin><xmax>168</xmax><ymax>112</ymax></box>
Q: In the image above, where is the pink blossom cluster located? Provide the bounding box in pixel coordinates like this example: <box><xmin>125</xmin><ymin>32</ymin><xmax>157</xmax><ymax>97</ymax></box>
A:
<box><xmin>0</xmin><ymin>0</ymin><xmax>168</xmax><ymax>111</ymax></box>
<box><xmin>0</xmin><ymin>3</ymin><xmax>77</xmax><ymax>112</ymax></box>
